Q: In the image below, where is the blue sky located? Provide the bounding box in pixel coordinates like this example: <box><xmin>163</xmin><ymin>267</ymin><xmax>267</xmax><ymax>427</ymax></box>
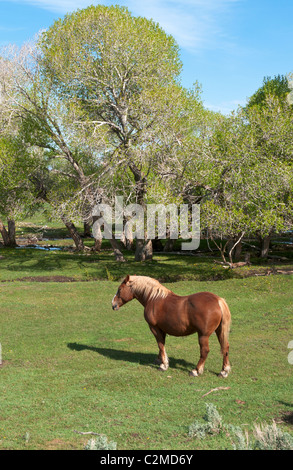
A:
<box><xmin>0</xmin><ymin>0</ymin><xmax>292</xmax><ymax>114</ymax></box>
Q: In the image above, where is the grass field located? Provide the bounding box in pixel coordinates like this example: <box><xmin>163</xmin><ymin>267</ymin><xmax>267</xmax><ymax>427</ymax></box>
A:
<box><xmin>0</xmin><ymin>220</ymin><xmax>293</xmax><ymax>450</ymax></box>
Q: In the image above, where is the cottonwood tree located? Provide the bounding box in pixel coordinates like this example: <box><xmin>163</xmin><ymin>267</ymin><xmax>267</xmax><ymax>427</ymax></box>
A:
<box><xmin>200</xmin><ymin>102</ymin><xmax>293</xmax><ymax>263</ymax></box>
<box><xmin>244</xmin><ymin>75</ymin><xmax>293</xmax><ymax>256</ymax></box>
<box><xmin>39</xmin><ymin>4</ymin><xmax>202</xmax><ymax>260</ymax></box>
<box><xmin>0</xmin><ymin>39</ymin><xmax>126</xmax><ymax>258</ymax></box>
<box><xmin>0</xmin><ymin>135</ymin><xmax>38</xmax><ymax>246</ymax></box>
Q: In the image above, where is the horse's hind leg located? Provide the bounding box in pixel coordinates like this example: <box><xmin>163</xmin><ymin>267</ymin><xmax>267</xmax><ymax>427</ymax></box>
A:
<box><xmin>149</xmin><ymin>326</ymin><xmax>169</xmax><ymax>371</ymax></box>
<box><xmin>189</xmin><ymin>334</ymin><xmax>210</xmax><ymax>377</ymax></box>
<box><xmin>216</xmin><ymin>326</ymin><xmax>231</xmax><ymax>378</ymax></box>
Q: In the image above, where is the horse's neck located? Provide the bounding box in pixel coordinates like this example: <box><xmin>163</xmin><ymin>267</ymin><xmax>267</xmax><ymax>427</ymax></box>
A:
<box><xmin>132</xmin><ymin>288</ymin><xmax>148</xmax><ymax>307</ymax></box>
<box><xmin>131</xmin><ymin>279</ymin><xmax>170</xmax><ymax>306</ymax></box>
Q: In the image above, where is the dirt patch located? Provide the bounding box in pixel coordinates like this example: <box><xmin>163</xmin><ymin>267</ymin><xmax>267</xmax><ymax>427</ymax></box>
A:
<box><xmin>245</xmin><ymin>267</ymin><xmax>293</xmax><ymax>277</ymax></box>
<box><xmin>0</xmin><ymin>361</ymin><xmax>10</xmax><ymax>368</ymax></box>
<box><xmin>41</xmin><ymin>438</ymin><xmax>81</xmax><ymax>450</ymax></box>
<box><xmin>281</xmin><ymin>411</ymin><xmax>293</xmax><ymax>426</ymax></box>
<box><xmin>1</xmin><ymin>276</ymin><xmax>80</xmax><ymax>283</ymax></box>
<box><xmin>114</xmin><ymin>337</ymin><xmax>135</xmax><ymax>342</ymax></box>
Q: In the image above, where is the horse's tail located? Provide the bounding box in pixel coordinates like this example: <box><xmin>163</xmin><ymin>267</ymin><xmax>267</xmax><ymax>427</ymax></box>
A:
<box><xmin>217</xmin><ymin>297</ymin><xmax>231</xmax><ymax>353</ymax></box>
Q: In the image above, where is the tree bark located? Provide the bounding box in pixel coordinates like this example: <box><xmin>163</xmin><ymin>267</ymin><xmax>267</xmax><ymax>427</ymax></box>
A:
<box><xmin>127</xmin><ymin>157</ymin><xmax>152</xmax><ymax>261</ymax></box>
<box><xmin>83</xmin><ymin>222</ymin><xmax>92</xmax><ymax>238</ymax></box>
<box><xmin>259</xmin><ymin>234</ymin><xmax>271</xmax><ymax>258</ymax></box>
<box><xmin>109</xmin><ymin>234</ymin><xmax>126</xmax><ymax>262</ymax></box>
<box><xmin>61</xmin><ymin>218</ymin><xmax>85</xmax><ymax>251</ymax></box>
<box><xmin>135</xmin><ymin>238</ymin><xmax>153</xmax><ymax>261</ymax></box>
<box><xmin>164</xmin><ymin>238</ymin><xmax>175</xmax><ymax>252</ymax></box>
<box><xmin>227</xmin><ymin>232</ymin><xmax>243</xmax><ymax>262</ymax></box>
<box><xmin>0</xmin><ymin>219</ymin><xmax>17</xmax><ymax>247</ymax></box>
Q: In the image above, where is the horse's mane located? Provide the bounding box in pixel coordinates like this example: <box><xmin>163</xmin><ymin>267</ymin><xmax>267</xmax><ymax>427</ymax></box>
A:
<box><xmin>129</xmin><ymin>276</ymin><xmax>171</xmax><ymax>302</ymax></box>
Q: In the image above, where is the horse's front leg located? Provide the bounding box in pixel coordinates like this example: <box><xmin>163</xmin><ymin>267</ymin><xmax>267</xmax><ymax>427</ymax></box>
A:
<box><xmin>149</xmin><ymin>326</ymin><xmax>168</xmax><ymax>371</ymax></box>
<box><xmin>189</xmin><ymin>334</ymin><xmax>210</xmax><ymax>377</ymax></box>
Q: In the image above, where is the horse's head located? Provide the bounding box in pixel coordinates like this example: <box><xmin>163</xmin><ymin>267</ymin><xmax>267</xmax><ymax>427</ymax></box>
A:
<box><xmin>112</xmin><ymin>275</ymin><xmax>134</xmax><ymax>311</ymax></box>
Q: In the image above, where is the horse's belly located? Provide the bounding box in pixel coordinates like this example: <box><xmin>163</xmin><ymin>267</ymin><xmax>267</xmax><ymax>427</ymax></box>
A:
<box><xmin>157</xmin><ymin>319</ymin><xmax>197</xmax><ymax>337</ymax></box>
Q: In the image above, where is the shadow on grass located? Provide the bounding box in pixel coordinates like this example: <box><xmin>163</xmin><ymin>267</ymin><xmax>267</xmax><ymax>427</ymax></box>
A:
<box><xmin>67</xmin><ymin>342</ymin><xmax>195</xmax><ymax>372</ymax></box>
<box><xmin>0</xmin><ymin>246</ymin><xmax>233</xmax><ymax>282</ymax></box>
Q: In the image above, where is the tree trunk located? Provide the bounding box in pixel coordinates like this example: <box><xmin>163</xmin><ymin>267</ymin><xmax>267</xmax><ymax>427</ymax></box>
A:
<box><xmin>234</xmin><ymin>239</ymin><xmax>242</xmax><ymax>261</ymax></box>
<box><xmin>135</xmin><ymin>238</ymin><xmax>153</xmax><ymax>261</ymax></box>
<box><xmin>0</xmin><ymin>218</ymin><xmax>17</xmax><ymax>247</ymax></box>
<box><xmin>164</xmin><ymin>238</ymin><xmax>175</xmax><ymax>252</ymax></box>
<box><xmin>124</xmin><ymin>221</ymin><xmax>134</xmax><ymax>250</ymax></box>
<box><xmin>110</xmin><ymin>235</ymin><xmax>126</xmax><ymax>262</ymax></box>
<box><xmin>8</xmin><ymin>219</ymin><xmax>17</xmax><ymax>246</ymax></box>
<box><xmin>0</xmin><ymin>219</ymin><xmax>11</xmax><ymax>246</ymax></box>
<box><xmin>83</xmin><ymin>222</ymin><xmax>92</xmax><ymax>238</ymax></box>
<box><xmin>62</xmin><ymin>218</ymin><xmax>85</xmax><ymax>251</ymax></box>
<box><xmin>152</xmin><ymin>237</ymin><xmax>163</xmax><ymax>252</ymax></box>
<box><xmin>144</xmin><ymin>239</ymin><xmax>153</xmax><ymax>260</ymax></box>
<box><xmin>127</xmin><ymin>154</ymin><xmax>152</xmax><ymax>261</ymax></box>
<box><xmin>93</xmin><ymin>238</ymin><xmax>102</xmax><ymax>252</ymax></box>
<box><xmin>91</xmin><ymin>220</ymin><xmax>102</xmax><ymax>252</ymax></box>
<box><xmin>227</xmin><ymin>233</ymin><xmax>243</xmax><ymax>262</ymax></box>
<box><xmin>259</xmin><ymin>234</ymin><xmax>271</xmax><ymax>258</ymax></box>
<box><xmin>228</xmin><ymin>232</ymin><xmax>245</xmax><ymax>265</ymax></box>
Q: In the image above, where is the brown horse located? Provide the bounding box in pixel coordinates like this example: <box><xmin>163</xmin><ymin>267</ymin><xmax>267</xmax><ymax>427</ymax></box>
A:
<box><xmin>112</xmin><ymin>275</ymin><xmax>231</xmax><ymax>378</ymax></box>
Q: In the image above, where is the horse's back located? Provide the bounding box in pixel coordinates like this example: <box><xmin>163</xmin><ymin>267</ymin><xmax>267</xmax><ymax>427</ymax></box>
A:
<box><xmin>151</xmin><ymin>291</ymin><xmax>222</xmax><ymax>336</ymax></box>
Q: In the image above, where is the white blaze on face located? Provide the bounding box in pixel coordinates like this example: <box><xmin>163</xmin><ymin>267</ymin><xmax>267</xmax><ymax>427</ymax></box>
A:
<box><xmin>112</xmin><ymin>290</ymin><xmax>118</xmax><ymax>307</ymax></box>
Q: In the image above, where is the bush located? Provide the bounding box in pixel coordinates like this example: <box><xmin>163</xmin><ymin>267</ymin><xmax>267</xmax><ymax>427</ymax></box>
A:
<box><xmin>188</xmin><ymin>403</ymin><xmax>223</xmax><ymax>439</ymax></box>
<box><xmin>188</xmin><ymin>404</ymin><xmax>293</xmax><ymax>450</ymax></box>
<box><xmin>253</xmin><ymin>422</ymin><xmax>293</xmax><ymax>450</ymax></box>
<box><xmin>84</xmin><ymin>434</ymin><xmax>117</xmax><ymax>450</ymax></box>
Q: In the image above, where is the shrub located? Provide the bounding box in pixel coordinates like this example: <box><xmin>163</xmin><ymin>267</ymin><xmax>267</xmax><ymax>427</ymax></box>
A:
<box><xmin>188</xmin><ymin>404</ymin><xmax>293</xmax><ymax>450</ymax></box>
<box><xmin>84</xmin><ymin>435</ymin><xmax>117</xmax><ymax>450</ymax></box>
<box><xmin>253</xmin><ymin>422</ymin><xmax>293</xmax><ymax>450</ymax></box>
<box><xmin>188</xmin><ymin>403</ymin><xmax>223</xmax><ymax>439</ymax></box>
<box><xmin>227</xmin><ymin>425</ymin><xmax>252</xmax><ymax>450</ymax></box>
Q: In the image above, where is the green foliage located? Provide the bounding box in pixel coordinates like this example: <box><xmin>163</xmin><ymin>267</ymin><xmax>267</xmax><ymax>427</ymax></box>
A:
<box><xmin>39</xmin><ymin>4</ymin><xmax>182</xmax><ymax>148</ymax></box>
<box><xmin>1</xmin><ymin>5</ymin><xmax>293</xmax><ymax>261</ymax></box>
<box><xmin>0</xmin><ymin>135</ymin><xmax>40</xmax><ymax>219</ymax></box>
<box><xmin>199</xmin><ymin>93</ymin><xmax>293</xmax><ymax>262</ymax></box>
<box><xmin>247</xmin><ymin>75</ymin><xmax>291</xmax><ymax>109</ymax></box>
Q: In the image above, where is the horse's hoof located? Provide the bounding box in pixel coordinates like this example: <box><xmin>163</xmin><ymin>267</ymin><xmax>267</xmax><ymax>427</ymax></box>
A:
<box><xmin>189</xmin><ymin>369</ymin><xmax>199</xmax><ymax>377</ymax></box>
<box><xmin>218</xmin><ymin>370</ymin><xmax>229</xmax><ymax>378</ymax></box>
<box><xmin>159</xmin><ymin>364</ymin><xmax>168</xmax><ymax>372</ymax></box>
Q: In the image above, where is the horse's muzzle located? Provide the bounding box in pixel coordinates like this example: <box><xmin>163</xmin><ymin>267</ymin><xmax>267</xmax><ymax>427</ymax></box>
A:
<box><xmin>112</xmin><ymin>304</ymin><xmax>119</xmax><ymax>311</ymax></box>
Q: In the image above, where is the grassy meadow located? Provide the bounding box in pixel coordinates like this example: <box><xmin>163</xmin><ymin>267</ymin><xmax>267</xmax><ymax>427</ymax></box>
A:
<box><xmin>0</xmin><ymin>219</ymin><xmax>292</xmax><ymax>450</ymax></box>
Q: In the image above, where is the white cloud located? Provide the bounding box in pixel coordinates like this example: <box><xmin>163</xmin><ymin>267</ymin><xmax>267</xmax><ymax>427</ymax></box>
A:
<box><xmin>205</xmin><ymin>98</ymin><xmax>246</xmax><ymax>115</ymax></box>
<box><xmin>3</xmin><ymin>0</ymin><xmax>94</xmax><ymax>14</ymax></box>
<box><xmin>6</xmin><ymin>0</ymin><xmax>240</xmax><ymax>52</ymax></box>
<box><xmin>124</xmin><ymin>0</ymin><xmax>241</xmax><ymax>52</ymax></box>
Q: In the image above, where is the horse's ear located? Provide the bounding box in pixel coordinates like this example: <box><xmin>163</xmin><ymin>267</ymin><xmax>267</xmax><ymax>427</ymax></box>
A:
<box><xmin>124</xmin><ymin>274</ymin><xmax>130</xmax><ymax>284</ymax></box>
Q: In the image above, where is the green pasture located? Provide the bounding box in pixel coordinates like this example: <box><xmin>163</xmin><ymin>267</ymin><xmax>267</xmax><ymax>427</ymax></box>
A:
<box><xmin>0</xmin><ymin>270</ymin><xmax>292</xmax><ymax>449</ymax></box>
<box><xmin>0</xmin><ymin>219</ymin><xmax>293</xmax><ymax>449</ymax></box>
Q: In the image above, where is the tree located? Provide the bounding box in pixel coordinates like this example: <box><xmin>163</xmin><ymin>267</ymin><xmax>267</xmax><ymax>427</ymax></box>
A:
<box><xmin>200</xmin><ymin>100</ymin><xmax>293</xmax><ymax>262</ymax></box>
<box><xmin>39</xmin><ymin>4</ymin><xmax>194</xmax><ymax>260</ymax></box>
<box><xmin>0</xmin><ymin>135</ymin><xmax>38</xmax><ymax>246</ymax></box>
<box><xmin>246</xmin><ymin>75</ymin><xmax>291</xmax><ymax>109</ymax></box>
<box><xmin>245</xmin><ymin>75</ymin><xmax>293</xmax><ymax>256</ymax></box>
<box><xmin>0</xmin><ymin>40</ymin><xmax>126</xmax><ymax>257</ymax></box>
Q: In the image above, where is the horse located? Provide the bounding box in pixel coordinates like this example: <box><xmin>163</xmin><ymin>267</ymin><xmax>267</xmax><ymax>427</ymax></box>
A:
<box><xmin>112</xmin><ymin>275</ymin><xmax>231</xmax><ymax>378</ymax></box>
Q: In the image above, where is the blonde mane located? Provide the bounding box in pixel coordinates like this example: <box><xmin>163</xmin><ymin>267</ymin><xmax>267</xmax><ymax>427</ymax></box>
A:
<box><xmin>129</xmin><ymin>276</ymin><xmax>171</xmax><ymax>302</ymax></box>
